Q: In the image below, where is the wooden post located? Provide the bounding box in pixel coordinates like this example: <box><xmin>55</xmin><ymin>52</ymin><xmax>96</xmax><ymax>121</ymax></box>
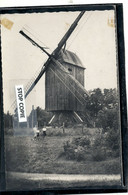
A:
<box><xmin>27</xmin><ymin>117</ymin><xmax>29</xmax><ymax>128</ymax></box>
<box><xmin>17</xmin><ymin>119</ymin><xmax>19</xmax><ymax>129</ymax></box>
<box><xmin>32</xmin><ymin>105</ymin><xmax>34</xmax><ymax>129</ymax></box>
<box><xmin>82</xmin><ymin>124</ymin><xmax>84</xmax><ymax>134</ymax></box>
<box><xmin>62</xmin><ymin>122</ymin><xmax>65</xmax><ymax>134</ymax></box>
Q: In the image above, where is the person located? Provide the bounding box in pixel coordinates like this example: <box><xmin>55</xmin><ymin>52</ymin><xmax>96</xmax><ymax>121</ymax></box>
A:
<box><xmin>33</xmin><ymin>125</ymin><xmax>40</xmax><ymax>139</ymax></box>
<box><xmin>42</xmin><ymin>126</ymin><xmax>47</xmax><ymax>137</ymax></box>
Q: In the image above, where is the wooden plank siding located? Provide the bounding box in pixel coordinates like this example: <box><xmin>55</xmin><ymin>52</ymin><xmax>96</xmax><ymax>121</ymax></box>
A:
<box><xmin>45</xmin><ymin>50</ymin><xmax>85</xmax><ymax>112</ymax></box>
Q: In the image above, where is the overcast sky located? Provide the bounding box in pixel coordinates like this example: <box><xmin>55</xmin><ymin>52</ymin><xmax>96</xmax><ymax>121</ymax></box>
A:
<box><xmin>1</xmin><ymin>9</ymin><xmax>118</xmax><ymax>114</ymax></box>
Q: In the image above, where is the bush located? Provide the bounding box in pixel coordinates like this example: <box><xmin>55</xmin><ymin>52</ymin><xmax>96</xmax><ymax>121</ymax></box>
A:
<box><xmin>105</xmin><ymin>128</ymin><xmax>120</xmax><ymax>157</ymax></box>
<box><xmin>72</xmin><ymin>136</ymin><xmax>90</xmax><ymax>147</ymax></box>
<box><xmin>92</xmin><ymin>147</ymin><xmax>107</xmax><ymax>161</ymax></box>
<box><xmin>62</xmin><ymin>127</ymin><xmax>120</xmax><ymax>162</ymax></box>
<box><xmin>63</xmin><ymin>141</ymin><xmax>76</xmax><ymax>160</ymax></box>
<box><xmin>5</xmin><ymin>128</ymin><xmax>14</xmax><ymax>136</ymax></box>
<box><xmin>63</xmin><ymin>136</ymin><xmax>91</xmax><ymax>161</ymax></box>
<box><xmin>97</xmin><ymin>107</ymin><xmax>119</xmax><ymax>131</ymax></box>
<box><xmin>92</xmin><ymin>127</ymin><xmax>120</xmax><ymax>159</ymax></box>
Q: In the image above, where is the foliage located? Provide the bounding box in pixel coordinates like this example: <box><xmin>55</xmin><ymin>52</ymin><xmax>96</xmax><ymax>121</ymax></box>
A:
<box><xmin>4</xmin><ymin>111</ymin><xmax>13</xmax><ymax>129</ymax></box>
<box><xmin>63</xmin><ymin>136</ymin><xmax>91</xmax><ymax>161</ymax></box>
<box><xmin>4</xmin><ymin>128</ymin><xmax>14</xmax><ymax>136</ymax></box>
<box><xmin>86</xmin><ymin>88</ymin><xmax>118</xmax><ymax>115</ymax></box>
<box><xmin>105</xmin><ymin>128</ymin><xmax>120</xmax><ymax>157</ymax></box>
<box><xmin>86</xmin><ymin>88</ymin><xmax>119</xmax><ymax>131</ymax></box>
<box><xmin>103</xmin><ymin>88</ymin><xmax>118</xmax><ymax>108</ymax></box>
<box><xmin>28</xmin><ymin>106</ymin><xmax>53</xmax><ymax>128</ymax></box>
<box><xmin>72</xmin><ymin>136</ymin><xmax>90</xmax><ymax>147</ymax></box>
<box><xmin>28</xmin><ymin>108</ymin><xmax>37</xmax><ymax>128</ymax></box>
<box><xmin>97</xmin><ymin>107</ymin><xmax>119</xmax><ymax>131</ymax></box>
<box><xmin>36</xmin><ymin>106</ymin><xmax>53</xmax><ymax>127</ymax></box>
<box><xmin>92</xmin><ymin>147</ymin><xmax>107</xmax><ymax>161</ymax></box>
<box><xmin>86</xmin><ymin>88</ymin><xmax>104</xmax><ymax>118</ymax></box>
<box><xmin>91</xmin><ymin>126</ymin><xmax>120</xmax><ymax>160</ymax></box>
<box><xmin>6</xmin><ymin>136</ymin><xmax>121</xmax><ymax>177</ymax></box>
<box><xmin>63</xmin><ymin>126</ymin><xmax>120</xmax><ymax>161</ymax></box>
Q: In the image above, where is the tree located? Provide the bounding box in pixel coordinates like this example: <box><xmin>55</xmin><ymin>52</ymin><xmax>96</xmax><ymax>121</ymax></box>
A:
<box><xmin>86</xmin><ymin>88</ymin><xmax>119</xmax><ymax>130</ymax></box>
<box><xmin>28</xmin><ymin>108</ymin><xmax>36</xmax><ymax>128</ymax></box>
<box><xmin>36</xmin><ymin>106</ymin><xmax>53</xmax><ymax>127</ymax></box>
<box><xmin>103</xmin><ymin>88</ymin><xmax>118</xmax><ymax>108</ymax></box>
<box><xmin>28</xmin><ymin>106</ymin><xmax>53</xmax><ymax>128</ymax></box>
<box><xmin>4</xmin><ymin>111</ymin><xmax>13</xmax><ymax>128</ymax></box>
<box><xmin>97</xmin><ymin>106</ymin><xmax>119</xmax><ymax>131</ymax></box>
<box><xmin>86</xmin><ymin>88</ymin><xmax>104</xmax><ymax>118</ymax></box>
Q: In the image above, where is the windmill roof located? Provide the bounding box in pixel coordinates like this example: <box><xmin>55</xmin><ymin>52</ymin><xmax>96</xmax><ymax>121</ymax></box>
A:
<box><xmin>58</xmin><ymin>49</ymin><xmax>85</xmax><ymax>69</ymax></box>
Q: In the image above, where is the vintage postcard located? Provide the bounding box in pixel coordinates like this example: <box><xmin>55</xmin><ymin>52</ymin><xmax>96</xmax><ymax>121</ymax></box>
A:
<box><xmin>0</xmin><ymin>4</ymin><xmax>127</xmax><ymax>192</ymax></box>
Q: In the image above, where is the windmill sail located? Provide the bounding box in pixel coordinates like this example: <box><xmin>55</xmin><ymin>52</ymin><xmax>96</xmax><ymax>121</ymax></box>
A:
<box><xmin>11</xmin><ymin>11</ymin><xmax>86</xmax><ymax>110</ymax></box>
<box><xmin>19</xmin><ymin>11</ymin><xmax>85</xmax><ymax>99</ymax></box>
<box><xmin>18</xmin><ymin>11</ymin><xmax>94</xmax><ymax>126</ymax></box>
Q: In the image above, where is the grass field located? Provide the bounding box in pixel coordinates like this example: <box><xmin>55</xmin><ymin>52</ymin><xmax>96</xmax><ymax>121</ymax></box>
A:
<box><xmin>5</xmin><ymin>127</ymin><xmax>121</xmax><ymax>175</ymax></box>
<box><xmin>5</xmin><ymin>127</ymin><xmax>122</xmax><ymax>190</ymax></box>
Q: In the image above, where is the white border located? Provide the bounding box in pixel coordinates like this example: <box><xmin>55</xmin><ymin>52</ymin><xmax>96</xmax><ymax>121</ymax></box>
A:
<box><xmin>0</xmin><ymin>1</ymin><xmax>127</xmax><ymax>194</ymax></box>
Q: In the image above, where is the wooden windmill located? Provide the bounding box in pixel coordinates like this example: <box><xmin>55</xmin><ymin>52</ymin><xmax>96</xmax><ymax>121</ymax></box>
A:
<box><xmin>19</xmin><ymin>11</ymin><xmax>94</xmax><ymax>127</ymax></box>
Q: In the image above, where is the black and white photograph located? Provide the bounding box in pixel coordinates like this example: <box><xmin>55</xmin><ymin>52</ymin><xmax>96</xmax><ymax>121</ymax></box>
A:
<box><xmin>0</xmin><ymin>4</ymin><xmax>126</xmax><ymax>191</ymax></box>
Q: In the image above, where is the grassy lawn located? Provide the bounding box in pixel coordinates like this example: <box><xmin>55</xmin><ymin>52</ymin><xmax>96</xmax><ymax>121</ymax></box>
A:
<box><xmin>5</xmin><ymin>127</ymin><xmax>121</xmax><ymax>175</ymax></box>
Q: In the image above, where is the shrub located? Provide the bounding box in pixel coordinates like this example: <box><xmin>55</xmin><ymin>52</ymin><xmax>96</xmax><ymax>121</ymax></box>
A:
<box><xmin>105</xmin><ymin>128</ymin><xmax>120</xmax><ymax>157</ymax></box>
<box><xmin>63</xmin><ymin>136</ymin><xmax>91</xmax><ymax>161</ymax></box>
<box><xmin>92</xmin><ymin>147</ymin><xmax>107</xmax><ymax>161</ymax></box>
<box><xmin>72</xmin><ymin>136</ymin><xmax>90</xmax><ymax>147</ymax></box>
<box><xmin>92</xmin><ymin>127</ymin><xmax>120</xmax><ymax>159</ymax></box>
<box><xmin>97</xmin><ymin>107</ymin><xmax>119</xmax><ymax>131</ymax></box>
<box><xmin>63</xmin><ymin>141</ymin><xmax>76</xmax><ymax>160</ymax></box>
<box><xmin>5</xmin><ymin>128</ymin><xmax>14</xmax><ymax>136</ymax></box>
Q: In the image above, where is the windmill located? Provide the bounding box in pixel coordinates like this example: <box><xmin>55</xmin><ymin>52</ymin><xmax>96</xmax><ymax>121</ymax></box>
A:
<box><xmin>17</xmin><ymin>11</ymin><xmax>94</xmax><ymax>127</ymax></box>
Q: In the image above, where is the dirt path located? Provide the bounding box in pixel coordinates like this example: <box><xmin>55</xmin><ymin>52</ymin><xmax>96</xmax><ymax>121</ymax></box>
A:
<box><xmin>7</xmin><ymin>171</ymin><xmax>121</xmax><ymax>182</ymax></box>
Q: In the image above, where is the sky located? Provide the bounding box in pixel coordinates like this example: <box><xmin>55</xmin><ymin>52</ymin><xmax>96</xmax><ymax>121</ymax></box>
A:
<box><xmin>1</xmin><ymin>9</ymin><xmax>118</xmax><ymax>114</ymax></box>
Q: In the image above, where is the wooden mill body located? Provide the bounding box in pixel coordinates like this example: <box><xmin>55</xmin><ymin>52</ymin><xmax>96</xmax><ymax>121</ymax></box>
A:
<box><xmin>45</xmin><ymin>49</ymin><xmax>85</xmax><ymax>113</ymax></box>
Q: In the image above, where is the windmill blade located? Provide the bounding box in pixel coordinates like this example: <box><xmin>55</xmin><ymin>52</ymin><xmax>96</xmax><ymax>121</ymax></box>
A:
<box><xmin>10</xmin><ymin>63</ymin><xmax>45</xmax><ymax>111</ymax></box>
<box><xmin>19</xmin><ymin>30</ymin><xmax>50</xmax><ymax>57</ymax></box>
<box><xmin>25</xmin><ymin>57</ymin><xmax>52</xmax><ymax>98</ymax></box>
<box><xmin>53</xmin><ymin>11</ymin><xmax>85</xmax><ymax>57</ymax></box>
<box><xmin>20</xmin><ymin>11</ymin><xmax>85</xmax><ymax>98</ymax></box>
